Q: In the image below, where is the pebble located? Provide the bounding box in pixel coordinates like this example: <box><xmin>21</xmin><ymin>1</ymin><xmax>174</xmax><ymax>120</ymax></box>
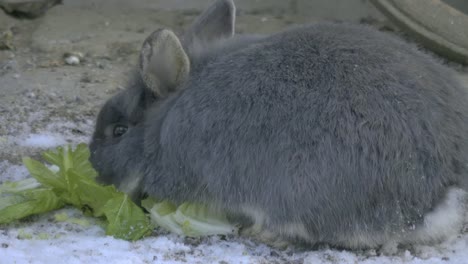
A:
<box><xmin>63</xmin><ymin>52</ymin><xmax>84</xmax><ymax>66</ymax></box>
<box><xmin>64</xmin><ymin>56</ymin><xmax>80</xmax><ymax>65</ymax></box>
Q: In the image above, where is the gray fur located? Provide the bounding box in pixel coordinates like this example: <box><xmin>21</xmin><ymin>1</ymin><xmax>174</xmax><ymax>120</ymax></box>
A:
<box><xmin>90</xmin><ymin>0</ymin><xmax>468</xmax><ymax>249</ymax></box>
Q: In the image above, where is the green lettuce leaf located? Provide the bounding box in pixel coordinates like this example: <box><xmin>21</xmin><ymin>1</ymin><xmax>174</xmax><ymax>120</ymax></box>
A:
<box><xmin>142</xmin><ymin>199</ymin><xmax>184</xmax><ymax>235</ymax></box>
<box><xmin>69</xmin><ymin>169</ymin><xmax>118</xmax><ymax>217</ymax></box>
<box><xmin>2</xmin><ymin>143</ymin><xmax>236</xmax><ymax>241</ymax></box>
<box><xmin>141</xmin><ymin>198</ymin><xmax>238</xmax><ymax>237</ymax></box>
<box><xmin>174</xmin><ymin>202</ymin><xmax>237</xmax><ymax>237</ymax></box>
<box><xmin>102</xmin><ymin>194</ymin><xmax>153</xmax><ymax>240</ymax></box>
<box><xmin>22</xmin><ymin>158</ymin><xmax>67</xmax><ymax>190</ymax></box>
<box><xmin>19</xmin><ymin>144</ymin><xmax>153</xmax><ymax>241</ymax></box>
<box><xmin>42</xmin><ymin>143</ymin><xmax>98</xmax><ymax>179</ymax></box>
<box><xmin>0</xmin><ymin>178</ymin><xmax>40</xmax><ymax>193</ymax></box>
<box><xmin>0</xmin><ymin>188</ymin><xmax>64</xmax><ymax>224</ymax></box>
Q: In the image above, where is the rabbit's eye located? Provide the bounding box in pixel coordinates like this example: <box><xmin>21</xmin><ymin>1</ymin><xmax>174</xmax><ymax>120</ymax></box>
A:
<box><xmin>113</xmin><ymin>125</ymin><xmax>128</xmax><ymax>137</ymax></box>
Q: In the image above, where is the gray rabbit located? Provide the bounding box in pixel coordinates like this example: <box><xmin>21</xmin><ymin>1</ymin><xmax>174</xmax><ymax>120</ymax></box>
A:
<box><xmin>90</xmin><ymin>0</ymin><xmax>468</xmax><ymax>251</ymax></box>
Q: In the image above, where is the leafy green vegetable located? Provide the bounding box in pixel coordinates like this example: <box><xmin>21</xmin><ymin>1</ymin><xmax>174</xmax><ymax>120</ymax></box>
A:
<box><xmin>142</xmin><ymin>198</ymin><xmax>184</xmax><ymax>235</ymax></box>
<box><xmin>42</xmin><ymin>144</ymin><xmax>98</xmax><ymax>179</ymax></box>
<box><xmin>54</xmin><ymin>212</ymin><xmax>91</xmax><ymax>227</ymax></box>
<box><xmin>17</xmin><ymin>229</ymin><xmax>33</xmax><ymax>240</ymax></box>
<box><xmin>175</xmin><ymin>202</ymin><xmax>238</xmax><ymax>237</ymax></box>
<box><xmin>142</xmin><ymin>198</ymin><xmax>238</xmax><ymax>237</ymax></box>
<box><xmin>0</xmin><ymin>178</ymin><xmax>40</xmax><ymax>193</ymax></box>
<box><xmin>0</xmin><ymin>187</ymin><xmax>63</xmax><ymax>224</ymax></box>
<box><xmin>22</xmin><ymin>144</ymin><xmax>98</xmax><ymax>207</ymax></box>
<box><xmin>22</xmin><ymin>158</ymin><xmax>67</xmax><ymax>191</ymax></box>
<box><xmin>1</xmin><ymin>143</ymin><xmax>152</xmax><ymax>241</ymax></box>
<box><xmin>37</xmin><ymin>233</ymin><xmax>50</xmax><ymax>240</ymax></box>
<box><xmin>69</xmin><ymin>169</ymin><xmax>117</xmax><ymax>217</ymax></box>
<box><xmin>0</xmin><ymin>176</ymin><xmax>63</xmax><ymax>224</ymax></box>
<box><xmin>1</xmin><ymin>143</ymin><xmax>238</xmax><ymax>240</ymax></box>
<box><xmin>103</xmin><ymin>195</ymin><xmax>152</xmax><ymax>240</ymax></box>
<box><xmin>53</xmin><ymin>212</ymin><xmax>69</xmax><ymax>222</ymax></box>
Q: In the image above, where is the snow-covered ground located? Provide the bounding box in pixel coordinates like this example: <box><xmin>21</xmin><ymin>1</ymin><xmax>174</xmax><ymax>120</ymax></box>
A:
<box><xmin>1</xmin><ymin>131</ymin><xmax>468</xmax><ymax>264</ymax></box>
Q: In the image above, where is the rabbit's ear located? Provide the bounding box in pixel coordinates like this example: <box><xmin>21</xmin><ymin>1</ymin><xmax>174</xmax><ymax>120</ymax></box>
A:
<box><xmin>183</xmin><ymin>0</ymin><xmax>235</xmax><ymax>48</ymax></box>
<box><xmin>139</xmin><ymin>29</ymin><xmax>190</xmax><ymax>97</ymax></box>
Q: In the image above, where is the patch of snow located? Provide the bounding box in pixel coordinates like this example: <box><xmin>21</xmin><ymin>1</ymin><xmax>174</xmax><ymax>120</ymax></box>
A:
<box><xmin>17</xmin><ymin>133</ymin><xmax>68</xmax><ymax>148</ymax></box>
<box><xmin>1</xmin><ymin>209</ymin><xmax>467</xmax><ymax>264</ymax></box>
<box><xmin>44</xmin><ymin>119</ymin><xmax>93</xmax><ymax>144</ymax></box>
<box><xmin>5</xmin><ymin>119</ymin><xmax>93</xmax><ymax>150</ymax></box>
<box><xmin>0</xmin><ymin>160</ymin><xmax>30</xmax><ymax>183</ymax></box>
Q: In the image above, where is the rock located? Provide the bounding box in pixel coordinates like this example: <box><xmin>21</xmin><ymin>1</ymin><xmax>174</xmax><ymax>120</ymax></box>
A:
<box><xmin>64</xmin><ymin>55</ymin><xmax>79</xmax><ymax>65</ymax></box>
<box><xmin>370</xmin><ymin>0</ymin><xmax>468</xmax><ymax>65</ymax></box>
<box><xmin>63</xmin><ymin>51</ymin><xmax>83</xmax><ymax>66</ymax></box>
<box><xmin>0</xmin><ymin>0</ymin><xmax>62</xmax><ymax>18</ymax></box>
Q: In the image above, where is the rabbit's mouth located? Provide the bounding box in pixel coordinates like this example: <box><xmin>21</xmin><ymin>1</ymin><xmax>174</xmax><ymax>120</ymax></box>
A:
<box><xmin>116</xmin><ymin>171</ymin><xmax>145</xmax><ymax>201</ymax></box>
<box><xmin>89</xmin><ymin>146</ymin><xmax>144</xmax><ymax>201</ymax></box>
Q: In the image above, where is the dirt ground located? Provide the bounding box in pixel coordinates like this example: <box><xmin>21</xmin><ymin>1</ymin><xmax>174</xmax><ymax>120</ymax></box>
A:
<box><xmin>1</xmin><ymin>0</ymin><xmax>467</xmax><ymax>164</ymax></box>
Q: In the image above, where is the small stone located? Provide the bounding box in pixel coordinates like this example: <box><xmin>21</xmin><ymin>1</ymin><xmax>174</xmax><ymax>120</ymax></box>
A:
<box><xmin>63</xmin><ymin>52</ymin><xmax>83</xmax><ymax>66</ymax></box>
<box><xmin>64</xmin><ymin>56</ymin><xmax>79</xmax><ymax>65</ymax></box>
<box><xmin>1</xmin><ymin>243</ymin><xmax>8</xmax><ymax>248</ymax></box>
